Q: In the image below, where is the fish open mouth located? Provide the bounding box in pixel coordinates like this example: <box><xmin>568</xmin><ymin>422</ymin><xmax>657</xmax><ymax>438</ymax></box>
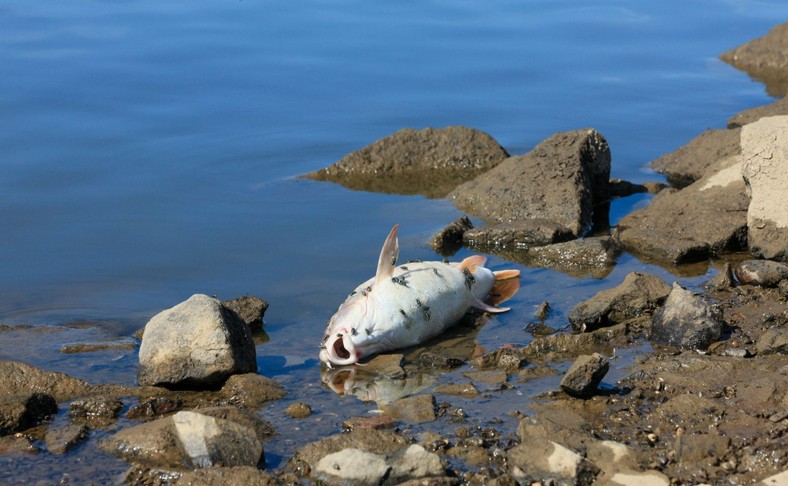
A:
<box><xmin>321</xmin><ymin>332</ymin><xmax>358</xmax><ymax>367</ymax></box>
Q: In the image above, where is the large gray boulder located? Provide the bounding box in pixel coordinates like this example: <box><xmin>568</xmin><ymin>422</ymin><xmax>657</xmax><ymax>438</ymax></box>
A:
<box><xmin>720</xmin><ymin>22</ymin><xmax>788</xmax><ymax>97</ymax></box>
<box><xmin>614</xmin><ymin>158</ymin><xmax>749</xmax><ymax>264</ymax></box>
<box><xmin>649</xmin><ymin>283</ymin><xmax>724</xmax><ymax>350</ymax></box>
<box><xmin>138</xmin><ymin>294</ymin><xmax>257</xmax><ymax>388</ymax></box>
<box><xmin>449</xmin><ymin>129</ymin><xmax>611</xmax><ymax>238</ymax></box>
<box><xmin>305</xmin><ymin>126</ymin><xmax>509</xmax><ymax>198</ymax></box>
<box><xmin>740</xmin><ymin>116</ymin><xmax>788</xmax><ymax>262</ymax></box>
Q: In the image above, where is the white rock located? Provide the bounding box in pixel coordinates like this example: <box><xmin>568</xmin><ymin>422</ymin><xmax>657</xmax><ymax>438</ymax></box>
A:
<box><xmin>315</xmin><ymin>448</ymin><xmax>390</xmax><ymax>484</ymax></box>
<box><xmin>741</xmin><ymin>116</ymin><xmax>788</xmax><ymax>261</ymax></box>
<box><xmin>389</xmin><ymin>444</ymin><xmax>444</xmax><ymax>481</ymax></box>
<box><xmin>173</xmin><ymin>411</ymin><xmax>262</xmax><ymax>468</ymax></box>
<box><xmin>138</xmin><ymin>294</ymin><xmax>257</xmax><ymax>387</ymax></box>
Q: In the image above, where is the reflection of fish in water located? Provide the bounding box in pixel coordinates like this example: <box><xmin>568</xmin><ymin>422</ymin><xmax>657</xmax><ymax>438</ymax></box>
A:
<box><xmin>321</xmin><ymin>368</ymin><xmax>435</xmax><ymax>405</ymax></box>
<box><xmin>319</xmin><ymin>224</ymin><xmax>520</xmax><ymax>368</ymax></box>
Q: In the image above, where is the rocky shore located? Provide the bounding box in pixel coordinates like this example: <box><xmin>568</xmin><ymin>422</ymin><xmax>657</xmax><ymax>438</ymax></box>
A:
<box><xmin>3</xmin><ymin>23</ymin><xmax>788</xmax><ymax>486</ymax></box>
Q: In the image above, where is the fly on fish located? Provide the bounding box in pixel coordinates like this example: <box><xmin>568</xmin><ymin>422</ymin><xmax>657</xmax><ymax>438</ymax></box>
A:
<box><xmin>319</xmin><ymin>224</ymin><xmax>520</xmax><ymax>368</ymax></box>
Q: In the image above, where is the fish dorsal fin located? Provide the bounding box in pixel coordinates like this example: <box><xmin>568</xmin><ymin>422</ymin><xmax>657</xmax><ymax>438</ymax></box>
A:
<box><xmin>458</xmin><ymin>255</ymin><xmax>487</xmax><ymax>273</ymax></box>
<box><xmin>375</xmin><ymin>224</ymin><xmax>399</xmax><ymax>285</ymax></box>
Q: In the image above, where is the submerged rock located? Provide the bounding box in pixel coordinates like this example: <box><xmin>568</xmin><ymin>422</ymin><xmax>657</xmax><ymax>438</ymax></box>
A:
<box><xmin>650</xmin><ymin>283</ymin><xmax>724</xmax><ymax>350</ymax></box>
<box><xmin>284</xmin><ymin>402</ymin><xmax>312</xmax><ymax>419</ymax></box>
<box><xmin>462</xmin><ymin>220</ymin><xmax>573</xmax><ymax>250</ymax></box>
<box><xmin>429</xmin><ymin>215</ymin><xmax>474</xmax><ymax>256</ymax></box>
<box><xmin>741</xmin><ymin>116</ymin><xmax>788</xmax><ymax>262</ymax></box>
<box><xmin>720</xmin><ymin>22</ymin><xmax>788</xmax><ymax>97</ymax></box>
<box><xmin>381</xmin><ymin>394</ymin><xmax>437</xmax><ymax>424</ymax></box>
<box><xmin>305</xmin><ymin>126</ymin><xmax>509</xmax><ymax>198</ymax></box>
<box><xmin>137</xmin><ymin>294</ymin><xmax>257</xmax><ymax>388</ymax></box>
<box><xmin>523</xmin><ymin>236</ymin><xmax>622</xmax><ymax>278</ymax></box>
<box><xmin>559</xmin><ymin>353</ymin><xmax>610</xmax><ymax>399</ymax></box>
<box><xmin>45</xmin><ymin>424</ymin><xmax>87</xmax><ymax>454</ymax></box>
<box><xmin>569</xmin><ymin>272</ymin><xmax>670</xmax><ymax>332</ymax></box>
<box><xmin>0</xmin><ymin>360</ymin><xmax>113</xmax><ymax>402</ymax></box>
<box><xmin>734</xmin><ymin>259</ymin><xmax>788</xmax><ymax>287</ymax></box>
<box><xmin>450</xmin><ymin>129</ymin><xmax>611</xmax><ymax>238</ymax></box>
<box><xmin>69</xmin><ymin>396</ymin><xmax>123</xmax><ymax>420</ymax></box>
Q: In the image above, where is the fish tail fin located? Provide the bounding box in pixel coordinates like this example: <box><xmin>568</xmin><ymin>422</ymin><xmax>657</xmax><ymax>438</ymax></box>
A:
<box><xmin>488</xmin><ymin>269</ymin><xmax>521</xmax><ymax>306</ymax></box>
<box><xmin>375</xmin><ymin>224</ymin><xmax>399</xmax><ymax>286</ymax></box>
<box><xmin>458</xmin><ymin>255</ymin><xmax>487</xmax><ymax>273</ymax></box>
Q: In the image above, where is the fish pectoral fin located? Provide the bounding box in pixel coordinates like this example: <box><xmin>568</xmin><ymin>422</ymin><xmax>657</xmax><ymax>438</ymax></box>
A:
<box><xmin>472</xmin><ymin>297</ymin><xmax>510</xmax><ymax>314</ymax></box>
<box><xmin>375</xmin><ymin>224</ymin><xmax>399</xmax><ymax>286</ymax></box>
<box><xmin>489</xmin><ymin>270</ymin><xmax>521</xmax><ymax>305</ymax></box>
<box><xmin>458</xmin><ymin>255</ymin><xmax>487</xmax><ymax>273</ymax></box>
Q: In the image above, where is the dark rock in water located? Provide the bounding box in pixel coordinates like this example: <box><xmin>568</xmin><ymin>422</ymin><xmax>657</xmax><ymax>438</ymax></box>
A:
<box><xmin>734</xmin><ymin>259</ymin><xmax>788</xmax><ymax>287</ymax></box>
<box><xmin>608</xmin><ymin>178</ymin><xmax>648</xmax><ymax>198</ymax></box>
<box><xmin>450</xmin><ymin>129</ymin><xmax>611</xmax><ymax>238</ymax></box>
<box><xmin>534</xmin><ymin>300</ymin><xmax>551</xmax><ymax>321</ymax></box>
<box><xmin>69</xmin><ymin>396</ymin><xmax>123</xmax><ymax>419</ymax></box>
<box><xmin>741</xmin><ymin>116</ymin><xmax>788</xmax><ymax>262</ymax></box>
<box><xmin>569</xmin><ymin>272</ymin><xmax>670</xmax><ymax>332</ymax></box>
<box><xmin>650</xmin><ymin>283</ymin><xmax>724</xmax><ymax>350</ymax></box>
<box><xmin>0</xmin><ymin>434</ymin><xmax>39</xmax><ymax>454</ymax></box>
<box><xmin>462</xmin><ymin>220</ymin><xmax>573</xmax><ymax>249</ymax></box>
<box><xmin>137</xmin><ymin>294</ymin><xmax>257</xmax><ymax>389</ymax></box>
<box><xmin>0</xmin><ymin>392</ymin><xmax>57</xmax><ymax>435</ymax></box>
<box><xmin>45</xmin><ymin>424</ymin><xmax>87</xmax><ymax>454</ymax></box>
<box><xmin>284</xmin><ymin>402</ymin><xmax>312</xmax><ymax>419</ymax></box>
<box><xmin>429</xmin><ymin>215</ymin><xmax>473</xmax><ymax>255</ymax></box>
<box><xmin>728</xmin><ymin>95</ymin><xmax>788</xmax><ymax>128</ymax></box>
<box><xmin>704</xmin><ymin>261</ymin><xmax>735</xmax><ymax>291</ymax></box>
<box><xmin>524</xmin><ymin>236</ymin><xmax>622</xmax><ymax>279</ymax></box>
<box><xmin>125</xmin><ymin>397</ymin><xmax>184</xmax><ymax>420</ymax></box>
<box><xmin>221</xmin><ymin>295</ymin><xmax>268</xmax><ymax>330</ymax></box>
<box><xmin>559</xmin><ymin>353</ymin><xmax>610</xmax><ymax>399</ymax></box>
<box><xmin>756</xmin><ymin>327</ymin><xmax>788</xmax><ymax>355</ymax></box>
<box><xmin>381</xmin><ymin>394</ymin><xmax>437</xmax><ymax>424</ymax></box>
<box><xmin>218</xmin><ymin>373</ymin><xmax>286</xmax><ymax>409</ymax></box>
<box><xmin>649</xmin><ymin>128</ymin><xmax>741</xmax><ymax>186</ymax></box>
<box><xmin>0</xmin><ymin>361</ymin><xmax>119</xmax><ymax>402</ymax></box>
<box><xmin>720</xmin><ymin>22</ymin><xmax>788</xmax><ymax>97</ymax></box>
<box><xmin>614</xmin><ymin>159</ymin><xmax>749</xmax><ymax>264</ymax></box>
<box><xmin>304</xmin><ymin>126</ymin><xmax>509</xmax><ymax>198</ymax></box>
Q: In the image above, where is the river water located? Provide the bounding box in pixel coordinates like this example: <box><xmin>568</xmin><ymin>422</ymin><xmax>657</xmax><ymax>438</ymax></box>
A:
<box><xmin>1</xmin><ymin>0</ymin><xmax>786</xmax><ymax>481</ymax></box>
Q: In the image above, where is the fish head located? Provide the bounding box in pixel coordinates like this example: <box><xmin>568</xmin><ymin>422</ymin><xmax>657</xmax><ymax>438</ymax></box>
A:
<box><xmin>319</xmin><ymin>295</ymin><xmax>373</xmax><ymax>367</ymax></box>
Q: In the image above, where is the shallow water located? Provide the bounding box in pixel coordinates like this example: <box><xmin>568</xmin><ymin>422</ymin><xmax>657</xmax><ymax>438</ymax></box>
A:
<box><xmin>1</xmin><ymin>0</ymin><xmax>786</xmax><ymax>481</ymax></box>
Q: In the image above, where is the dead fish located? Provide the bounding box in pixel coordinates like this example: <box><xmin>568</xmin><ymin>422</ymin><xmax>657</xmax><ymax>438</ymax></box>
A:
<box><xmin>319</xmin><ymin>224</ymin><xmax>520</xmax><ymax>368</ymax></box>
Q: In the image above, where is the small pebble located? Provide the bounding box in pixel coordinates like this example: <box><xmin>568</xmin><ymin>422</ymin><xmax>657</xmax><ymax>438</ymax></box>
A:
<box><xmin>284</xmin><ymin>402</ymin><xmax>313</xmax><ymax>419</ymax></box>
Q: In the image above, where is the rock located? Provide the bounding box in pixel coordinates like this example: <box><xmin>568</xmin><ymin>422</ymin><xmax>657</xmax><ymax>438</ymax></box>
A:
<box><xmin>284</xmin><ymin>402</ymin><xmax>312</xmax><ymax>419</ymax></box>
<box><xmin>194</xmin><ymin>406</ymin><xmax>276</xmax><ymax>443</ymax></box>
<box><xmin>569</xmin><ymin>272</ymin><xmax>671</xmax><ymax>332</ymax></box>
<box><xmin>45</xmin><ymin>423</ymin><xmax>87</xmax><ymax>454</ymax></box>
<box><xmin>125</xmin><ymin>397</ymin><xmax>184</xmax><ymax>420</ymax></box>
<box><xmin>720</xmin><ymin>22</ymin><xmax>788</xmax><ymax>97</ymax></box>
<box><xmin>60</xmin><ymin>339</ymin><xmax>138</xmax><ymax>354</ymax></box>
<box><xmin>735</xmin><ymin>259</ymin><xmax>788</xmax><ymax>287</ymax></box>
<box><xmin>517</xmin><ymin>407</ymin><xmax>594</xmax><ymax>452</ymax></box>
<box><xmin>650</xmin><ymin>283</ymin><xmax>724</xmax><ymax>350</ymax></box>
<box><xmin>433</xmin><ymin>383</ymin><xmax>480</xmax><ymax>398</ymax></box>
<box><xmin>450</xmin><ymin>129</ymin><xmax>611</xmax><ymax>238</ymax></box>
<box><xmin>0</xmin><ymin>434</ymin><xmax>39</xmax><ymax>455</ymax></box>
<box><xmin>285</xmin><ymin>429</ymin><xmax>409</xmax><ymax>478</ymax></box>
<box><xmin>0</xmin><ymin>393</ymin><xmax>57</xmax><ymax>436</ymax></box>
<box><xmin>218</xmin><ymin>373</ymin><xmax>286</xmax><ymax>408</ymax></box>
<box><xmin>221</xmin><ymin>295</ymin><xmax>268</xmax><ymax>329</ymax></box>
<box><xmin>100</xmin><ymin>410</ymin><xmax>263</xmax><ymax>469</ymax></box>
<box><xmin>69</xmin><ymin>395</ymin><xmax>123</xmax><ymax>419</ymax></box>
<box><xmin>756</xmin><ymin>327</ymin><xmax>788</xmax><ymax>355</ymax></box>
<box><xmin>0</xmin><ymin>361</ymin><xmax>109</xmax><ymax>402</ymax></box>
<box><xmin>526</xmin><ymin>236</ymin><xmax>621</xmax><ymax>275</ymax></box>
<box><xmin>137</xmin><ymin>294</ymin><xmax>257</xmax><ymax>388</ymax></box>
<box><xmin>522</xmin><ymin>323</ymin><xmax>630</xmax><ymax>358</ymax></box>
<box><xmin>418</xmin><ymin>352</ymin><xmax>464</xmax><ymax>370</ymax></box>
<box><xmin>508</xmin><ymin>438</ymin><xmax>600</xmax><ymax>485</ymax></box>
<box><xmin>608</xmin><ymin>178</ymin><xmax>648</xmax><ymax>198</ymax></box>
<box><xmin>471</xmin><ymin>347</ymin><xmax>527</xmax><ymax>372</ymax></box>
<box><xmin>741</xmin><ymin>116</ymin><xmax>788</xmax><ymax>261</ymax></box>
<box><xmin>381</xmin><ymin>394</ymin><xmax>436</xmax><ymax>424</ymax></box>
<box><xmin>559</xmin><ymin>353</ymin><xmax>610</xmax><ymax>398</ymax></box>
<box><xmin>173</xmin><ymin>411</ymin><xmax>263</xmax><ymax>468</ymax></box>
<box><xmin>678</xmin><ymin>432</ymin><xmax>730</xmax><ymax>464</ymax></box>
<box><xmin>535</xmin><ymin>301</ymin><xmax>551</xmax><ymax>321</ymax></box>
<box><xmin>704</xmin><ymin>261</ymin><xmax>735</xmax><ymax>290</ymax></box>
<box><xmin>305</xmin><ymin>126</ymin><xmax>509</xmax><ymax>198</ymax></box>
<box><xmin>760</xmin><ymin>469</ymin><xmax>788</xmax><ymax>486</ymax></box>
<box><xmin>176</xmin><ymin>466</ymin><xmax>278</xmax><ymax>486</ymax></box>
<box><xmin>649</xmin><ymin>128</ymin><xmax>741</xmax><ymax>186</ymax></box>
<box><xmin>728</xmin><ymin>95</ymin><xmax>788</xmax><ymax>128</ymax></box>
<box><xmin>429</xmin><ymin>216</ymin><xmax>474</xmax><ymax>255</ymax></box>
<box><xmin>463</xmin><ymin>370</ymin><xmax>508</xmax><ymax>387</ymax></box>
<box><xmin>614</xmin><ymin>158</ymin><xmax>749</xmax><ymax>264</ymax></box>
<box><xmin>387</xmin><ymin>444</ymin><xmax>445</xmax><ymax>483</ymax></box>
<box><xmin>314</xmin><ymin>448</ymin><xmax>391</xmax><ymax>485</ymax></box>
<box><xmin>462</xmin><ymin>220</ymin><xmax>573</xmax><ymax>249</ymax></box>
<box><xmin>341</xmin><ymin>416</ymin><xmax>397</xmax><ymax>432</ymax></box>
<box><xmin>608</xmin><ymin>470</ymin><xmax>670</xmax><ymax>486</ymax></box>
